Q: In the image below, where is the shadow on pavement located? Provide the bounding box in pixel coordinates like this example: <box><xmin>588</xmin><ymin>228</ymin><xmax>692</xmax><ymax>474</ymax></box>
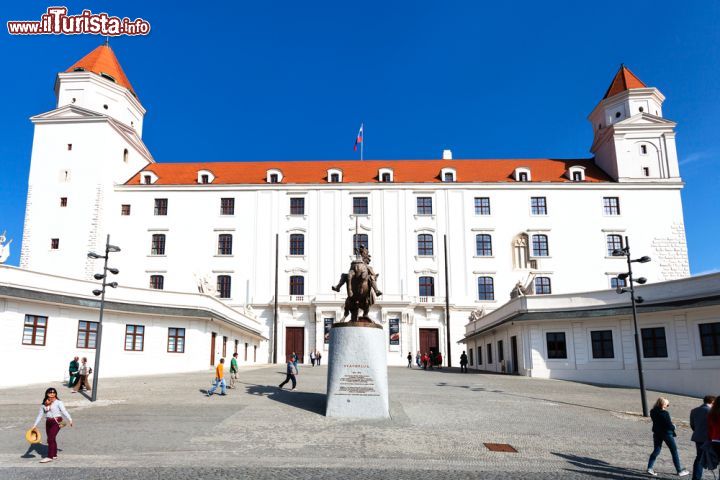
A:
<box><xmin>246</xmin><ymin>383</ymin><xmax>326</xmax><ymax>416</ymax></box>
<box><xmin>20</xmin><ymin>442</ymin><xmax>47</xmax><ymax>459</ymax></box>
<box><xmin>553</xmin><ymin>452</ymin><xmax>647</xmax><ymax>479</ymax></box>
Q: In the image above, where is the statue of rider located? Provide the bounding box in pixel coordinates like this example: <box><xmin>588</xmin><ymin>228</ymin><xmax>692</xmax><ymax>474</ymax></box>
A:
<box><xmin>331</xmin><ymin>244</ymin><xmax>382</xmax><ymax>297</ymax></box>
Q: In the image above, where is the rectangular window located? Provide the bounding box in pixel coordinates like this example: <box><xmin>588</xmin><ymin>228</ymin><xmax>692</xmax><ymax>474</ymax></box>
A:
<box><xmin>546</xmin><ymin>332</ymin><xmax>567</xmax><ymax>359</ymax></box>
<box><xmin>220</xmin><ymin>198</ymin><xmax>235</xmax><ymax>215</ymax></box>
<box><xmin>603</xmin><ymin>197</ymin><xmax>620</xmax><ymax>215</ymax></box>
<box><xmin>641</xmin><ymin>327</ymin><xmax>668</xmax><ymax>358</ymax></box>
<box><xmin>151</xmin><ymin>234</ymin><xmax>166</xmax><ymax>255</ymax></box>
<box><xmin>419</xmin><ymin>276</ymin><xmax>435</xmax><ymax>297</ymax></box>
<box><xmin>76</xmin><ymin>320</ymin><xmax>98</xmax><ymax>349</ymax></box>
<box><xmin>217</xmin><ymin>275</ymin><xmax>232</xmax><ymax>299</ymax></box>
<box><xmin>289</xmin><ymin>233</ymin><xmax>305</xmax><ymax>255</ymax></box>
<box><xmin>469</xmin><ymin>348</ymin><xmax>474</xmax><ymax>366</ymax></box>
<box><xmin>67</xmin><ymin>143</ymin><xmax>72</xmax><ymax>151</ymax></box>
<box><xmin>530</xmin><ymin>197</ymin><xmax>547</xmax><ymax>215</ymax></box>
<box><xmin>699</xmin><ymin>322</ymin><xmax>720</xmax><ymax>356</ymax></box>
<box><xmin>534</xmin><ymin>277</ymin><xmax>552</xmax><ymax>295</ymax></box>
<box><xmin>201</xmin><ymin>174</ymin><xmax>209</xmax><ymax>184</ymax></box>
<box><xmin>218</xmin><ymin>234</ymin><xmax>233</xmax><ymax>255</ymax></box>
<box><xmin>416</xmin><ymin>197</ymin><xmax>433</xmax><ymax>215</ymax></box>
<box><xmin>518</xmin><ymin>172</ymin><xmax>529</xmax><ymax>182</ymax></box>
<box><xmin>591</xmin><ymin>330</ymin><xmax>614</xmax><ymax>359</ymax></box>
<box><xmin>643</xmin><ymin>167</ymin><xmax>650</xmax><ymax>177</ymax></box>
<box><xmin>51</xmin><ymin>238</ymin><xmax>59</xmax><ymax>250</ymax></box>
<box><xmin>154</xmin><ymin>198</ymin><xmax>168</xmax><ymax>216</ymax></box>
<box><xmin>245</xmin><ymin>342</ymin><xmax>249</xmax><ymax>361</ymax></box>
<box><xmin>443</xmin><ymin>172</ymin><xmax>455</xmax><ymax>182</ymax></box>
<box><xmin>269</xmin><ymin>173</ymin><xmax>279</xmax><ymax>183</ymax></box>
<box><xmin>417</xmin><ymin>234</ymin><xmax>434</xmax><ymax>256</ymax></box>
<box><xmin>22</xmin><ymin>315</ymin><xmax>47</xmax><ymax>346</ymax></box>
<box><xmin>121</xmin><ymin>204</ymin><xmax>131</xmax><ymax>216</ymax></box>
<box><xmin>60</xmin><ymin>197</ymin><xmax>68</xmax><ymax>207</ymax></box>
<box><xmin>353</xmin><ymin>234</ymin><xmax>368</xmax><ymax>253</ymax></box>
<box><xmin>290</xmin><ymin>275</ymin><xmax>305</xmax><ymax>295</ymax></box>
<box><xmin>478</xmin><ymin>346</ymin><xmax>482</xmax><ymax>365</ymax></box>
<box><xmin>234</xmin><ymin>339</ymin><xmax>239</xmax><ymax>355</ymax></box>
<box><xmin>167</xmin><ymin>328</ymin><xmax>185</xmax><ymax>353</ymax></box>
<box><xmin>474</xmin><ymin>197</ymin><xmax>491</xmax><ymax>215</ymax></box>
<box><xmin>290</xmin><ymin>197</ymin><xmax>305</xmax><ymax>215</ymax></box>
<box><xmin>125</xmin><ymin>324</ymin><xmax>144</xmax><ymax>351</ymax></box>
<box><xmin>487</xmin><ymin>343</ymin><xmax>493</xmax><ymax>364</ymax></box>
<box><xmin>149</xmin><ymin>274</ymin><xmax>164</xmax><ymax>290</ymax></box>
<box><xmin>353</xmin><ymin>197</ymin><xmax>368</xmax><ymax>215</ymax></box>
<box><xmin>475</xmin><ymin>234</ymin><xmax>492</xmax><ymax>256</ymax></box>
<box><xmin>330</xmin><ymin>173</ymin><xmax>340</xmax><ymax>183</ymax></box>
<box><xmin>607</xmin><ymin>234</ymin><xmax>624</xmax><ymax>256</ymax></box>
<box><xmin>223</xmin><ymin>336</ymin><xmax>227</xmax><ymax>357</ymax></box>
<box><xmin>143</xmin><ymin>175</ymin><xmax>152</xmax><ymax>185</ymax></box>
<box><xmin>498</xmin><ymin>340</ymin><xmax>504</xmax><ymax>362</ymax></box>
<box><xmin>477</xmin><ymin>277</ymin><xmax>494</xmax><ymax>301</ymax></box>
<box><xmin>531</xmin><ymin>234</ymin><xmax>549</xmax><ymax>257</ymax></box>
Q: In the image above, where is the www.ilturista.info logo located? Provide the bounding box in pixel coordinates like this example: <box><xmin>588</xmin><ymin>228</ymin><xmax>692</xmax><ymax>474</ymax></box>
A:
<box><xmin>7</xmin><ymin>7</ymin><xmax>151</xmax><ymax>36</ymax></box>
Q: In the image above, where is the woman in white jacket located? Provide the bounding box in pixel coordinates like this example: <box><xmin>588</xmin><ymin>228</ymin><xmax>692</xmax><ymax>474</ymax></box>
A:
<box><xmin>31</xmin><ymin>387</ymin><xmax>73</xmax><ymax>463</ymax></box>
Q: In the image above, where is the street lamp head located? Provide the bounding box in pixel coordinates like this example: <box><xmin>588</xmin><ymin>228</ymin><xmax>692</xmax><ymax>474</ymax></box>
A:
<box><xmin>107</xmin><ymin>267</ymin><xmax>119</xmax><ymax>275</ymax></box>
<box><xmin>92</xmin><ymin>289</ymin><xmax>102</xmax><ymax>296</ymax></box>
<box><xmin>108</xmin><ymin>282</ymin><xmax>118</xmax><ymax>288</ymax></box>
<box><xmin>611</xmin><ymin>249</ymin><xmax>627</xmax><ymax>257</ymax></box>
<box><xmin>87</xmin><ymin>252</ymin><xmax>104</xmax><ymax>259</ymax></box>
<box><xmin>635</xmin><ymin>296</ymin><xmax>644</xmax><ymax>304</ymax></box>
<box><xmin>636</xmin><ymin>277</ymin><xmax>647</xmax><ymax>285</ymax></box>
<box><xmin>617</xmin><ymin>273</ymin><xmax>630</xmax><ymax>280</ymax></box>
<box><xmin>93</xmin><ymin>273</ymin><xmax>106</xmax><ymax>280</ymax></box>
<box><xmin>615</xmin><ymin>286</ymin><xmax>627</xmax><ymax>294</ymax></box>
<box><xmin>107</xmin><ymin>244</ymin><xmax>121</xmax><ymax>253</ymax></box>
<box><xmin>632</xmin><ymin>256</ymin><xmax>651</xmax><ymax>263</ymax></box>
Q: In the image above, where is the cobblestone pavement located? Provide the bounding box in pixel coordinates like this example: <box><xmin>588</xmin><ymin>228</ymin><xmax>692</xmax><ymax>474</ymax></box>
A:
<box><xmin>0</xmin><ymin>365</ymin><xmax>708</xmax><ymax>479</ymax></box>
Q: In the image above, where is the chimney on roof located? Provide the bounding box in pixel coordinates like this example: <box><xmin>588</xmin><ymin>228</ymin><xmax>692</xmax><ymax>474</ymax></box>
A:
<box><xmin>442</xmin><ymin>149</ymin><xmax>452</xmax><ymax>160</ymax></box>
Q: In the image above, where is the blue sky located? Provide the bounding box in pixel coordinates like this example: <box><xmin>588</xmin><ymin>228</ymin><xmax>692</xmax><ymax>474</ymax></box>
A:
<box><xmin>0</xmin><ymin>1</ymin><xmax>718</xmax><ymax>273</ymax></box>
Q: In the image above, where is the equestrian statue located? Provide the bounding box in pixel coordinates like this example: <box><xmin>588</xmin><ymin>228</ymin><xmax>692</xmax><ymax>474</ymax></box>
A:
<box><xmin>332</xmin><ymin>245</ymin><xmax>382</xmax><ymax>322</ymax></box>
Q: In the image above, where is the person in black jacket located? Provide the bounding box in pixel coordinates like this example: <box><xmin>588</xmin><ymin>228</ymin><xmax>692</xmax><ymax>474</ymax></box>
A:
<box><xmin>646</xmin><ymin>397</ymin><xmax>689</xmax><ymax>477</ymax></box>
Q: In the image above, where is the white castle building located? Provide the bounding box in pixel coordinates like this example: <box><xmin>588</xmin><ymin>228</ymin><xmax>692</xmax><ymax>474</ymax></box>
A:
<box><xmin>8</xmin><ymin>44</ymin><xmax>697</xmax><ymax>385</ymax></box>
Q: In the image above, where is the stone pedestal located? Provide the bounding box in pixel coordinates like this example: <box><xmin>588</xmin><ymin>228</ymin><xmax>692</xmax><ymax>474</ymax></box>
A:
<box><xmin>325</xmin><ymin>320</ymin><xmax>389</xmax><ymax>418</ymax></box>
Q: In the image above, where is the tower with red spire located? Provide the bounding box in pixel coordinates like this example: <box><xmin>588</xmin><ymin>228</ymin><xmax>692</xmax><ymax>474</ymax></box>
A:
<box><xmin>588</xmin><ymin>65</ymin><xmax>680</xmax><ymax>182</ymax></box>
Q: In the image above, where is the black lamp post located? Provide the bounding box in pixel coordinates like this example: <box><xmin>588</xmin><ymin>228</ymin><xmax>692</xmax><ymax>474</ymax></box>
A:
<box><xmin>612</xmin><ymin>235</ymin><xmax>651</xmax><ymax>417</ymax></box>
<box><xmin>88</xmin><ymin>234</ymin><xmax>120</xmax><ymax>402</ymax></box>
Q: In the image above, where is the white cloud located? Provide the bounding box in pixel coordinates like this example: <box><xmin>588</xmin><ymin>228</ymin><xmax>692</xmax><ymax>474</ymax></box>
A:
<box><xmin>680</xmin><ymin>151</ymin><xmax>712</xmax><ymax>166</ymax></box>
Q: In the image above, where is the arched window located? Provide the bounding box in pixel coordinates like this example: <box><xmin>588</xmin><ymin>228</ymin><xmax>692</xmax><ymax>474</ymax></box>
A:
<box><xmin>567</xmin><ymin>166</ymin><xmax>586</xmax><ymax>182</ymax></box>
<box><xmin>476</xmin><ymin>234</ymin><xmax>492</xmax><ymax>256</ymax></box>
<box><xmin>353</xmin><ymin>234</ymin><xmax>368</xmax><ymax>253</ymax></box>
<box><xmin>379</xmin><ymin>168</ymin><xmax>394</xmax><ymax>183</ymax></box>
<box><xmin>266</xmin><ymin>169</ymin><xmax>283</xmax><ymax>183</ymax></box>
<box><xmin>440</xmin><ymin>167</ymin><xmax>456</xmax><ymax>182</ymax></box>
<box><xmin>417</xmin><ymin>234</ymin><xmax>434</xmax><ymax>256</ymax></box>
<box><xmin>290</xmin><ymin>233</ymin><xmax>305</xmax><ymax>255</ymax></box>
<box><xmin>419</xmin><ymin>276</ymin><xmax>435</xmax><ymax>297</ymax></box>
<box><xmin>290</xmin><ymin>275</ymin><xmax>305</xmax><ymax>295</ymax></box>
<box><xmin>477</xmin><ymin>277</ymin><xmax>494</xmax><ymax>301</ymax></box>
<box><xmin>514</xmin><ymin>167</ymin><xmax>531</xmax><ymax>182</ymax></box>
<box><xmin>327</xmin><ymin>168</ymin><xmax>343</xmax><ymax>183</ymax></box>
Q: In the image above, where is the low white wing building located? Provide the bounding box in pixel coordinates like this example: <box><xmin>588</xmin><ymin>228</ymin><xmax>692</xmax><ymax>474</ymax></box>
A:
<box><xmin>5</xmin><ymin>44</ymin><xmax>698</xmax><ymax>381</ymax></box>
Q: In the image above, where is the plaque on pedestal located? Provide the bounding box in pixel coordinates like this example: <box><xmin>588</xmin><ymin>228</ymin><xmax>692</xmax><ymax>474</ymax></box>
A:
<box><xmin>325</xmin><ymin>320</ymin><xmax>389</xmax><ymax>419</ymax></box>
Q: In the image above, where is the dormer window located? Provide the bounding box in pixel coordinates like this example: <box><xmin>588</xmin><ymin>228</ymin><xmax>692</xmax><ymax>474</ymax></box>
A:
<box><xmin>100</xmin><ymin>72</ymin><xmax>116</xmax><ymax>83</ymax></box>
<box><xmin>566</xmin><ymin>166</ymin><xmax>586</xmax><ymax>182</ymax></box>
<box><xmin>266</xmin><ymin>169</ymin><xmax>283</xmax><ymax>184</ymax></box>
<box><xmin>197</xmin><ymin>170</ymin><xmax>215</xmax><ymax>184</ymax></box>
<box><xmin>514</xmin><ymin>167</ymin><xmax>531</xmax><ymax>182</ymax></box>
<box><xmin>440</xmin><ymin>167</ymin><xmax>456</xmax><ymax>183</ymax></box>
<box><xmin>140</xmin><ymin>171</ymin><xmax>158</xmax><ymax>185</ymax></box>
<box><xmin>73</xmin><ymin>67</ymin><xmax>85</xmax><ymax>72</ymax></box>
<box><xmin>327</xmin><ymin>168</ymin><xmax>343</xmax><ymax>183</ymax></box>
<box><xmin>378</xmin><ymin>168</ymin><xmax>394</xmax><ymax>183</ymax></box>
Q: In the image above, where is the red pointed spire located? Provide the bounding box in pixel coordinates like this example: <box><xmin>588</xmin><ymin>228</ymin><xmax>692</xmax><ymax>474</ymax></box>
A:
<box><xmin>603</xmin><ymin>65</ymin><xmax>647</xmax><ymax>99</ymax></box>
<box><xmin>66</xmin><ymin>44</ymin><xmax>135</xmax><ymax>95</ymax></box>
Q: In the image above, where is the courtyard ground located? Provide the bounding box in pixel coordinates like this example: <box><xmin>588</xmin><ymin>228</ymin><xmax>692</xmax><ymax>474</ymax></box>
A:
<box><xmin>0</xmin><ymin>364</ymin><xmax>709</xmax><ymax>479</ymax></box>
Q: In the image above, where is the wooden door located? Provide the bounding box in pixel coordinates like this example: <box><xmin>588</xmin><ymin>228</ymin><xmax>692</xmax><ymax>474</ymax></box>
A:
<box><xmin>210</xmin><ymin>332</ymin><xmax>216</xmax><ymax>366</ymax></box>
<box><xmin>285</xmin><ymin>327</ymin><xmax>305</xmax><ymax>363</ymax></box>
<box><xmin>419</xmin><ymin>328</ymin><xmax>439</xmax><ymax>355</ymax></box>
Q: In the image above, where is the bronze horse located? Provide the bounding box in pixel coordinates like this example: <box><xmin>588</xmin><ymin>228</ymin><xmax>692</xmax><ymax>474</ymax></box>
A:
<box><xmin>342</xmin><ymin>260</ymin><xmax>375</xmax><ymax>322</ymax></box>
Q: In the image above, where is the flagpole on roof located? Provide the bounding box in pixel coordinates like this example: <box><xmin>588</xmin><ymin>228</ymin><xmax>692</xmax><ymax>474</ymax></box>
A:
<box><xmin>360</xmin><ymin>122</ymin><xmax>364</xmax><ymax>161</ymax></box>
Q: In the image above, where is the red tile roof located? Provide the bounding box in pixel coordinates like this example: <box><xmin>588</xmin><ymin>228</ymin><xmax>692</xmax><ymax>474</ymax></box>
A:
<box><xmin>65</xmin><ymin>45</ymin><xmax>135</xmax><ymax>95</ymax></box>
<box><xmin>125</xmin><ymin>159</ymin><xmax>612</xmax><ymax>185</ymax></box>
<box><xmin>603</xmin><ymin>65</ymin><xmax>647</xmax><ymax>99</ymax></box>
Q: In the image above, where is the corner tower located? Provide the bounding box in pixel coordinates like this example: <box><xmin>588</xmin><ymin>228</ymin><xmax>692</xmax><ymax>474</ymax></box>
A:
<box><xmin>589</xmin><ymin>66</ymin><xmax>680</xmax><ymax>182</ymax></box>
<box><xmin>20</xmin><ymin>44</ymin><xmax>152</xmax><ymax>278</ymax></box>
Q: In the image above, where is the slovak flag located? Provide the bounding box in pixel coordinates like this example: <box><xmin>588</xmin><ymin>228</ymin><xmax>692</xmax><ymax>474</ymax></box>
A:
<box><xmin>353</xmin><ymin>123</ymin><xmax>364</xmax><ymax>151</ymax></box>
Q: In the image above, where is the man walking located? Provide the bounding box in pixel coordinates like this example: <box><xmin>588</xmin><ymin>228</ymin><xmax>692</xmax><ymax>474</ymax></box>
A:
<box><xmin>407</xmin><ymin>352</ymin><xmax>412</xmax><ymax>368</ymax></box>
<box><xmin>460</xmin><ymin>351</ymin><xmax>468</xmax><ymax>373</ymax></box>
<box><xmin>690</xmin><ymin>395</ymin><xmax>715</xmax><ymax>480</ymax></box>
<box><xmin>229</xmin><ymin>353</ymin><xmax>239</xmax><ymax>389</ymax></box>
<box><xmin>207</xmin><ymin>358</ymin><xmax>226</xmax><ymax>396</ymax></box>
<box><xmin>68</xmin><ymin>356</ymin><xmax>79</xmax><ymax>388</ymax></box>
<box><xmin>278</xmin><ymin>355</ymin><xmax>298</xmax><ymax>390</ymax></box>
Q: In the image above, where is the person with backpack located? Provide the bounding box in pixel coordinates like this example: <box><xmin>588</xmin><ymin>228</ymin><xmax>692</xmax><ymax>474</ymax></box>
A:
<box><xmin>646</xmin><ymin>397</ymin><xmax>689</xmax><ymax>477</ymax></box>
<box><xmin>690</xmin><ymin>395</ymin><xmax>715</xmax><ymax>480</ymax></box>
